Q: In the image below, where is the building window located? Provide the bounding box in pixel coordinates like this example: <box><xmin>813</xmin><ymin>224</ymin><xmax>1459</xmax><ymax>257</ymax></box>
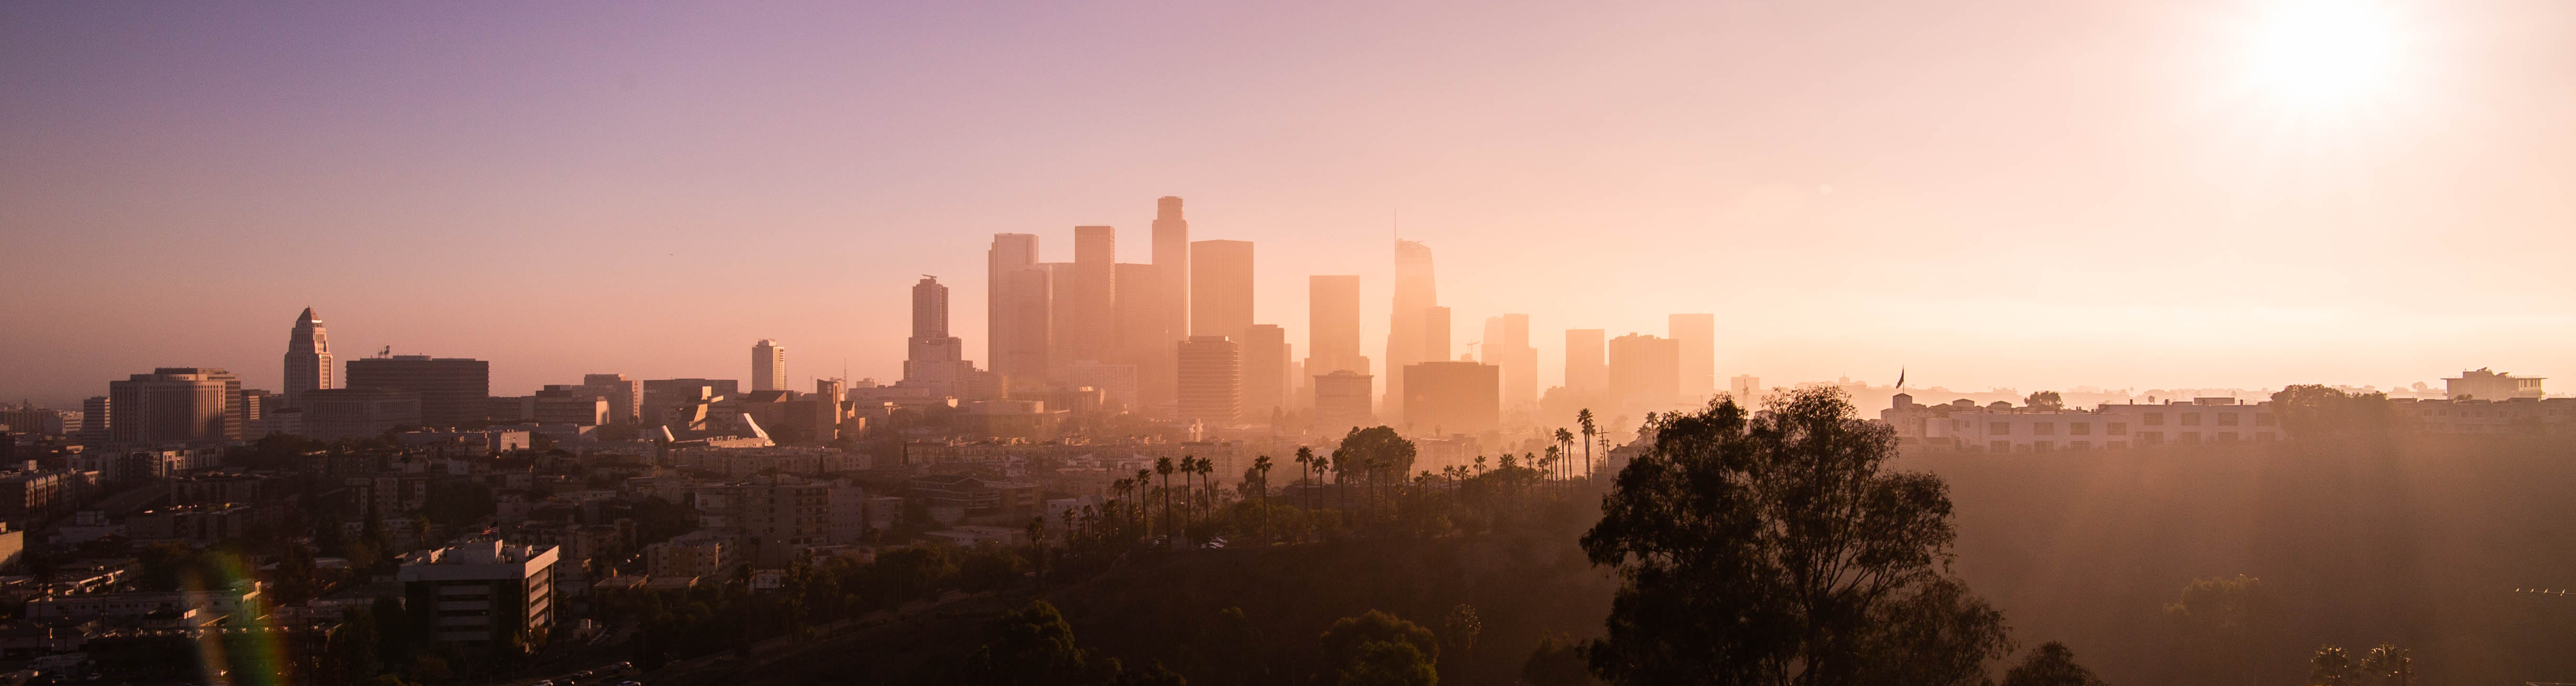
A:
<box><xmin>1989</xmin><ymin>423</ymin><xmax>2011</xmax><ymax>435</ymax></box>
<box><xmin>2138</xmin><ymin>432</ymin><xmax>2163</xmax><ymax>445</ymax></box>
<box><xmin>2255</xmin><ymin>413</ymin><xmax>2276</xmax><ymax>426</ymax></box>
<box><xmin>2069</xmin><ymin>423</ymin><xmax>2092</xmax><ymax>436</ymax></box>
<box><xmin>2108</xmin><ymin>441</ymin><xmax>2128</xmax><ymax>449</ymax></box>
<box><xmin>2108</xmin><ymin>423</ymin><xmax>2127</xmax><ymax>436</ymax></box>
<box><xmin>2217</xmin><ymin>413</ymin><xmax>2240</xmax><ymax>426</ymax></box>
<box><xmin>2145</xmin><ymin>413</ymin><xmax>2164</xmax><ymax>426</ymax></box>
<box><xmin>2181</xmin><ymin>413</ymin><xmax>2203</xmax><ymax>426</ymax></box>
<box><xmin>2033</xmin><ymin>422</ymin><xmax>2055</xmax><ymax>435</ymax></box>
<box><xmin>2255</xmin><ymin>432</ymin><xmax>2278</xmax><ymax>442</ymax></box>
<box><xmin>2218</xmin><ymin>432</ymin><xmax>2239</xmax><ymax>442</ymax></box>
<box><xmin>2032</xmin><ymin>441</ymin><xmax>2053</xmax><ymax>453</ymax></box>
<box><xmin>2015</xmin><ymin>442</ymin><xmax>2034</xmax><ymax>453</ymax></box>
<box><xmin>1992</xmin><ymin>440</ymin><xmax>2012</xmax><ymax>453</ymax></box>
<box><xmin>2069</xmin><ymin>441</ymin><xmax>2090</xmax><ymax>450</ymax></box>
<box><xmin>2181</xmin><ymin>432</ymin><xmax>2201</xmax><ymax>444</ymax></box>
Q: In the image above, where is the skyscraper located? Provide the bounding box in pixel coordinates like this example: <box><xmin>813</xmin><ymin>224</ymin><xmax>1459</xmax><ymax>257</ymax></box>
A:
<box><xmin>1608</xmin><ymin>333</ymin><xmax>1681</xmax><ymax>414</ymax></box>
<box><xmin>154</xmin><ymin>367</ymin><xmax>241</xmax><ymax>440</ymax></box>
<box><xmin>1482</xmin><ymin>314</ymin><xmax>1538</xmax><ymax>414</ymax></box>
<box><xmin>1152</xmin><ymin>196</ymin><xmax>1191</xmax><ymax>359</ymax></box>
<box><xmin>107</xmin><ymin>370</ymin><xmax>229</xmax><ymax>444</ymax></box>
<box><xmin>282</xmin><ymin>308</ymin><xmax>332</xmax><ymax>408</ymax></box>
<box><xmin>1306</xmin><ymin>275</ymin><xmax>1366</xmax><ymax>375</ymax></box>
<box><xmin>902</xmin><ymin>277</ymin><xmax>976</xmax><ymax>396</ymax></box>
<box><xmin>346</xmin><ymin>355</ymin><xmax>490</xmax><ymax>427</ymax></box>
<box><xmin>1312</xmin><ymin>371</ymin><xmax>1375</xmax><ymax>437</ymax></box>
<box><xmin>1565</xmin><ymin>329</ymin><xmax>1608</xmax><ymax>400</ymax></box>
<box><xmin>1072</xmin><ymin>226</ymin><xmax>1118</xmax><ymax>364</ymax></box>
<box><xmin>1238</xmin><ymin>324</ymin><xmax>1289</xmax><ymax>425</ymax></box>
<box><xmin>1189</xmin><ymin>239</ymin><xmax>1255</xmax><ymax>339</ymax></box>
<box><xmin>1402</xmin><ymin>361</ymin><xmax>1500</xmax><ymax>436</ymax></box>
<box><xmin>1175</xmin><ymin>335</ymin><xmax>1240</xmax><ymax>426</ymax></box>
<box><xmin>987</xmin><ymin>233</ymin><xmax>1048</xmax><ymax>385</ymax></box>
<box><xmin>1114</xmin><ymin>262</ymin><xmax>1173</xmax><ymax>415</ymax></box>
<box><xmin>752</xmin><ymin>340</ymin><xmax>787</xmax><ymax>392</ymax></box>
<box><xmin>1385</xmin><ymin>240</ymin><xmax>1438</xmax><ymax>419</ymax></box>
<box><xmin>1423</xmin><ymin>306</ymin><xmax>1451</xmax><ymax>363</ymax></box>
<box><xmin>1670</xmin><ymin>313</ymin><xmax>1716</xmax><ymax>402</ymax></box>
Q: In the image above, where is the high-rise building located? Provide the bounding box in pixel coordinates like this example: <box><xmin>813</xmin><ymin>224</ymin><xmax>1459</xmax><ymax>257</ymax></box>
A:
<box><xmin>107</xmin><ymin>370</ymin><xmax>229</xmax><ymax>444</ymax></box>
<box><xmin>1042</xmin><ymin>262</ymin><xmax>1077</xmax><ymax>378</ymax></box>
<box><xmin>752</xmin><ymin>340</ymin><xmax>787</xmax><ymax>392</ymax></box>
<box><xmin>299</xmin><ymin>387</ymin><xmax>424</xmax><ymax>440</ymax></box>
<box><xmin>1239</xmin><ymin>324</ymin><xmax>1289</xmax><ymax>425</ymax></box>
<box><xmin>1190</xmin><ymin>240</ymin><xmax>1255</xmax><ymax>339</ymax></box>
<box><xmin>79</xmin><ymin>396</ymin><xmax>109</xmax><ymax>444</ymax></box>
<box><xmin>902</xmin><ymin>277</ymin><xmax>977</xmax><ymax>396</ymax></box>
<box><xmin>1670</xmin><ymin>313</ymin><xmax>1716</xmax><ymax>402</ymax></box>
<box><xmin>154</xmin><ymin>367</ymin><xmax>241</xmax><ymax>441</ymax></box>
<box><xmin>1152</xmin><ymin>197</ymin><xmax>1191</xmax><ymax>364</ymax></box>
<box><xmin>1306</xmin><ymin>275</ymin><xmax>1367</xmax><ymax>375</ymax></box>
<box><xmin>1072</xmin><ymin>226</ymin><xmax>1118</xmax><ymax>364</ymax></box>
<box><xmin>1312</xmin><ymin>371</ymin><xmax>1375</xmax><ymax>437</ymax></box>
<box><xmin>988</xmin><ymin>234</ymin><xmax>1051</xmax><ymax>387</ymax></box>
<box><xmin>1112</xmin><ymin>262</ymin><xmax>1167</xmax><ymax>413</ymax></box>
<box><xmin>1424</xmin><ymin>306</ymin><xmax>1451</xmax><ymax>362</ymax></box>
<box><xmin>577</xmin><ymin>374</ymin><xmax>643</xmax><ymax>424</ymax></box>
<box><xmin>1482</xmin><ymin>314</ymin><xmax>1538</xmax><ymax>414</ymax></box>
<box><xmin>281</xmin><ymin>308</ymin><xmax>332</xmax><ymax>408</ymax></box>
<box><xmin>1608</xmin><ymin>333</ymin><xmax>1681</xmax><ymax>414</ymax></box>
<box><xmin>1385</xmin><ymin>240</ymin><xmax>1438</xmax><ymax>419</ymax></box>
<box><xmin>1176</xmin><ymin>336</ymin><xmax>1241</xmax><ymax>426</ymax></box>
<box><xmin>1565</xmin><ymin>329</ymin><xmax>1608</xmax><ymax>399</ymax></box>
<box><xmin>1729</xmin><ymin>375</ymin><xmax>1765</xmax><ymax>408</ymax></box>
<box><xmin>1062</xmin><ymin>361</ymin><xmax>1139</xmax><ymax>414</ymax></box>
<box><xmin>1401</xmin><ymin>361</ymin><xmax>1500</xmax><ymax>436</ymax></box>
<box><xmin>346</xmin><ymin>355</ymin><xmax>490</xmax><ymax>427</ymax></box>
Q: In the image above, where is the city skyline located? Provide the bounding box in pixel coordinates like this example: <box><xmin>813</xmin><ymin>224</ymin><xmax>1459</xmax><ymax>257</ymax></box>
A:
<box><xmin>6</xmin><ymin>1</ymin><xmax>2574</xmax><ymax>406</ymax></box>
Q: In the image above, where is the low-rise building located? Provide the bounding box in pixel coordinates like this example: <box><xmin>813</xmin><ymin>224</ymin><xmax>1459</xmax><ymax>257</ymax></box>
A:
<box><xmin>396</xmin><ymin>540</ymin><xmax>557</xmax><ymax>648</ymax></box>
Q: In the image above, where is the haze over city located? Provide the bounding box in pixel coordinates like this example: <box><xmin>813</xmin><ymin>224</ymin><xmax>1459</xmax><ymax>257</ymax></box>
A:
<box><xmin>5</xmin><ymin>3</ymin><xmax>2576</xmax><ymax>686</ymax></box>
<box><xmin>7</xmin><ymin>0</ymin><xmax>2573</xmax><ymax>406</ymax></box>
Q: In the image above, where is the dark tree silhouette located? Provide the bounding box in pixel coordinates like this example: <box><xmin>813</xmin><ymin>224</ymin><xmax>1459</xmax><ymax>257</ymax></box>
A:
<box><xmin>1578</xmin><ymin>387</ymin><xmax>2008</xmax><ymax>685</ymax></box>
<box><xmin>2001</xmin><ymin>642</ymin><xmax>2105</xmax><ymax>686</ymax></box>
<box><xmin>2024</xmin><ymin>391</ymin><xmax>2063</xmax><ymax>411</ymax></box>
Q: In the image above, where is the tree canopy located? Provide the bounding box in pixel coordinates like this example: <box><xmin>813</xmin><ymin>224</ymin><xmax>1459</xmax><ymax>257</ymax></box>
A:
<box><xmin>1578</xmin><ymin>386</ymin><xmax>2009</xmax><ymax>685</ymax></box>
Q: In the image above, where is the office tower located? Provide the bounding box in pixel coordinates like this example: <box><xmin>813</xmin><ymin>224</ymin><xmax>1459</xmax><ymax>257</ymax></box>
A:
<box><xmin>1730</xmin><ymin>375</ymin><xmax>1764</xmax><ymax>407</ymax></box>
<box><xmin>345</xmin><ymin>355</ymin><xmax>491</xmax><ymax>427</ymax></box>
<box><xmin>1402</xmin><ymin>361</ymin><xmax>1500</xmax><ymax>436</ymax></box>
<box><xmin>752</xmin><ymin>340</ymin><xmax>787</xmax><ymax>392</ymax></box>
<box><xmin>902</xmin><ymin>277</ymin><xmax>977</xmax><ymax>396</ymax></box>
<box><xmin>282</xmin><ymin>308</ymin><xmax>332</xmax><ymax>408</ymax></box>
<box><xmin>1040</xmin><ymin>262</ymin><xmax>1076</xmax><ymax>378</ymax></box>
<box><xmin>1482</xmin><ymin>314</ymin><xmax>1538</xmax><ymax>413</ymax></box>
<box><xmin>1176</xmin><ymin>336</ymin><xmax>1241</xmax><ymax>426</ymax></box>
<box><xmin>80</xmin><ymin>396</ymin><xmax>108</xmax><ymax>444</ymax></box>
<box><xmin>1312</xmin><ymin>371</ymin><xmax>1375</xmax><ymax>437</ymax></box>
<box><xmin>233</xmin><ymin>389</ymin><xmax>269</xmax><ymax>440</ymax></box>
<box><xmin>641</xmin><ymin>378</ymin><xmax>740</xmax><ymax>425</ymax></box>
<box><xmin>1152</xmin><ymin>197</ymin><xmax>1191</xmax><ymax>360</ymax></box>
<box><xmin>1609</xmin><ymin>333</ymin><xmax>1681</xmax><ymax>413</ymax></box>
<box><xmin>154</xmin><ymin>367</ymin><xmax>241</xmax><ymax>440</ymax></box>
<box><xmin>1115</xmin><ymin>262</ymin><xmax>1176</xmax><ymax>416</ymax></box>
<box><xmin>108</xmin><ymin>370</ymin><xmax>229</xmax><ymax>444</ymax></box>
<box><xmin>1670</xmin><ymin>313</ymin><xmax>1716</xmax><ymax>402</ymax></box>
<box><xmin>1239</xmin><ymin>324</ymin><xmax>1289</xmax><ymax>425</ymax></box>
<box><xmin>300</xmin><ymin>387</ymin><xmax>425</xmax><ymax>440</ymax></box>
<box><xmin>1190</xmin><ymin>240</ymin><xmax>1255</xmax><ymax>339</ymax></box>
<box><xmin>1424</xmin><ymin>306</ymin><xmax>1451</xmax><ymax>362</ymax></box>
<box><xmin>1072</xmin><ymin>226</ymin><xmax>1118</xmax><ymax>364</ymax></box>
<box><xmin>989</xmin><ymin>234</ymin><xmax>1051</xmax><ymax>386</ymax></box>
<box><xmin>577</xmin><ymin>374</ymin><xmax>643</xmax><ymax>424</ymax></box>
<box><xmin>1306</xmin><ymin>275</ymin><xmax>1366</xmax><ymax>375</ymax></box>
<box><xmin>1063</xmin><ymin>361</ymin><xmax>1140</xmax><ymax>414</ymax></box>
<box><xmin>397</xmin><ymin>540</ymin><xmax>557</xmax><ymax>645</ymax></box>
<box><xmin>1565</xmin><ymin>329</ymin><xmax>1608</xmax><ymax>398</ymax></box>
<box><xmin>1385</xmin><ymin>240</ymin><xmax>1438</xmax><ymax>419</ymax></box>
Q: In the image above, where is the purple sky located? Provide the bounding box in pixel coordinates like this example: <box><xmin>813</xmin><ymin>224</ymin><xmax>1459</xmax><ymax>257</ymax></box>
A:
<box><xmin>5</xmin><ymin>0</ymin><xmax>2572</xmax><ymax>407</ymax></box>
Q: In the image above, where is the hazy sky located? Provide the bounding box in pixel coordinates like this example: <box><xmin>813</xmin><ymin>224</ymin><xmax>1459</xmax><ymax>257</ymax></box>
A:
<box><xmin>4</xmin><ymin>0</ymin><xmax>2571</xmax><ymax>408</ymax></box>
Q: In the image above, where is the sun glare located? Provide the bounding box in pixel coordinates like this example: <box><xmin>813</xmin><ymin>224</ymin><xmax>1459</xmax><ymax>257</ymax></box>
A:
<box><xmin>2242</xmin><ymin>0</ymin><xmax>2405</xmax><ymax>107</ymax></box>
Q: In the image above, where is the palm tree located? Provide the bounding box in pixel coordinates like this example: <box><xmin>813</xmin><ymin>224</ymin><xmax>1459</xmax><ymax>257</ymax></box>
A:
<box><xmin>1193</xmin><ymin>457</ymin><xmax>1216</xmax><ymax>522</ymax></box>
<box><xmin>1293</xmin><ymin>446</ymin><xmax>1315</xmax><ymax>510</ymax></box>
<box><xmin>1134</xmin><ymin>468</ymin><xmax>1152</xmax><ymax>523</ymax></box>
<box><xmin>1155</xmin><ymin>457</ymin><xmax>1176</xmax><ymax>540</ymax></box>
<box><xmin>1251</xmin><ymin>455</ymin><xmax>1274</xmax><ymax>506</ymax></box>
<box><xmin>1473</xmin><ymin>454</ymin><xmax>1487</xmax><ymax>476</ymax></box>
<box><xmin>1577</xmin><ymin>409</ymin><xmax>1598</xmax><ymax>480</ymax></box>
<box><xmin>1553</xmin><ymin>428</ymin><xmax>1575</xmax><ymax>479</ymax></box>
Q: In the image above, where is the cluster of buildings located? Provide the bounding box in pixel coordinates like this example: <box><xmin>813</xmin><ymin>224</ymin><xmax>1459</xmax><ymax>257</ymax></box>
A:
<box><xmin>1881</xmin><ymin>369</ymin><xmax>2565</xmax><ymax>452</ymax></box>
